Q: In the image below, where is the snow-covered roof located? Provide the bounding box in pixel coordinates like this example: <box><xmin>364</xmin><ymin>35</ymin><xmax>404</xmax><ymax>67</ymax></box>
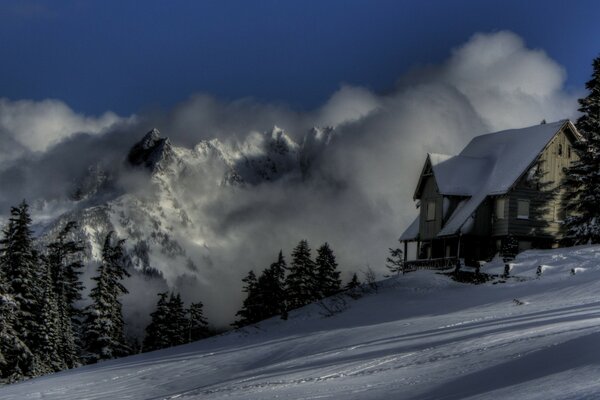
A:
<box><xmin>401</xmin><ymin>120</ymin><xmax>579</xmax><ymax>241</ymax></box>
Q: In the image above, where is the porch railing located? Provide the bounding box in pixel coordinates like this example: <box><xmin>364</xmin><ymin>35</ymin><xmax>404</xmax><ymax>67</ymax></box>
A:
<box><xmin>404</xmin><ymin>257</ymin><xmax>459</xmax><ymax>271</ymax></box>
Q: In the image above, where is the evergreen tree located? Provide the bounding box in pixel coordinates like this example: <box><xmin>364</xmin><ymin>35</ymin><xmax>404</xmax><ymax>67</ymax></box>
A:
<box><xmin>563</xmin><ymin>55</ymin><xmax>600</xmax><ymax>244</ymax></box>
<box><xmin>315</xmin><ymin>243</ymin><xmax>342</xmax><ymax>297</ymax></box>
<box><xmin>143</xmin><ymin>292</ymin><xmax>171</xmax><ymax>352</ymax></box>
<box><xmin>385</xmin><ymin>248</ymin><xmax>405</xmax><ymax>276</ymax></box>
<box><xmin>42</xmin><ymin>221</ymin><xmax>84</xmax><ymax>368</ymax></box>
<box><xmin>345</xmin><ymin>273</ymin><xmax>360</xmax><ymax>291</ymax></box>
<box><xmin>36</xmin><ymin>264</ymin><xmax>63</xmax><ymax>373</ymax></box>
<box><xmin>83</xmin><ymin>232</ymin><xmax>130</xmax><ymax>363</ymax></box>
<box><xmin>0</xmin><ymin>201</ymin><xmax>43</xmax><ymax>360</ymax></box>
<box><xmin>285</xmin><ymin>240</ymin><xmax>318</xmax><ymax>310</ymax></box>
<box><xmin>259</xmin><ymin>251</ymin><xmax>288</xmax><ymax>319</ymax></box>
<box><xmin>233</xmin><ymin>270</ymin><xmax>260</xmax><ymax>327</ymax></box>
<box><xmin>187</xmin><ymin>302</ymin><xmax>209</xmax><ymax>342</ymax></box>
<box><xmin>166</xmin><ymin>292</ymin><xmax>187</xmax><ymax>346</ymax></box>
<box><xmin>0</xmin><ymin>292</ymin><xmax>34</xmax><ymax>382</ymax></box>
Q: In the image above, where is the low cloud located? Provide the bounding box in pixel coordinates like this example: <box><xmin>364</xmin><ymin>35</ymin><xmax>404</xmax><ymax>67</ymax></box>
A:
<box><xmin>0</xmin><ymin>31</ymin><xmax>580</xmax><ymax>328</ymax></box>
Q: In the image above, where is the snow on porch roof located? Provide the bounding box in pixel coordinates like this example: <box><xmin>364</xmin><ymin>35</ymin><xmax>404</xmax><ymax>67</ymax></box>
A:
<box><xmin>437</xmin><ymin>119</ymin><xmax>570</xmax><ymax>237</ymax></box>
<box><xmin>399</xmin><ymin>216</ymin><xmax>419</xmax><ymax>241</ymax></box>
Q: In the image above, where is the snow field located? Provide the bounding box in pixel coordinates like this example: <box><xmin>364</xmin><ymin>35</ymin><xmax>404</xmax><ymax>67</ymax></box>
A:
<box><xmin>3</xmin><ymin>245</ymin><xmax>600</xmax><ymax>399</ymax></box>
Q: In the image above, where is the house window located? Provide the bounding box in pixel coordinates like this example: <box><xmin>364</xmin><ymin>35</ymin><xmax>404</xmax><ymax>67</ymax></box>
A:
<box><xmin>568</xmin><ymin>146</ymin><xmax>572</xmax><ymax>158</ymax></box>
<box><xmin>426</xmin><ymin>201</ymin><xmax>436</xmax><ymax>221</ymax></box>
<box><xmin>517</xmin><ymin>199</ymin><xmax>530</xmax><ymax>219</ymax></box>
<box><xmin>558</xmin><ymin>144</ymin><xmax>563</xmax><ymax>157</ymax></box>
<box><xmin>495</xmin><ymin>198</ymin><xmax>506</xmax><ymax>219</ymax></box>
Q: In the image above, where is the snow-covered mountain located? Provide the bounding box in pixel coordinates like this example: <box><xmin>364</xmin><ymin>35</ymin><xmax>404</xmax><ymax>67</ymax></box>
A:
<box><xmin>36</xmin><ymin>126</ymin><xmax>335</xmax><ymax>329</ymax></box>
<box><xmin>3</xmin><ymin>245</ymin><xmax>600</xmax><ymax>399</ymax></box>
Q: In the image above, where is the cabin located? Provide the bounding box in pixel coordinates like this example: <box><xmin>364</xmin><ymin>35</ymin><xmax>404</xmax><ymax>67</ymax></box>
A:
<box><xmin>399</xmin><ymin>119</ymin><xmax>582</xmax><ymax>268</ymax></box>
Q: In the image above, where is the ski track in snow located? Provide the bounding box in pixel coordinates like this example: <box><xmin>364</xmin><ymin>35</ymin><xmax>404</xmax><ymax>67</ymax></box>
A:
<box><xmin>3</xmin><ymin>245</ymin><xmax>600</xmax><ymax>399</ymax></box>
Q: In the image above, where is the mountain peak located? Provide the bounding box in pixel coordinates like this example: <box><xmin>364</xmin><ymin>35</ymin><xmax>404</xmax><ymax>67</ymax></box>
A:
<box><xmin>127</xmin><ymin>128</ymin><xmax>173</xmax><ymax>172</ymax></box>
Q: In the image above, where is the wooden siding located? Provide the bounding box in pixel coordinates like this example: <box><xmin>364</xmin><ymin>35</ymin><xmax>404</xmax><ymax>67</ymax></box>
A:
<box><xmin>419</xmin><ymin>175</ymin><xmax>443</xmax><ymax>240</ymax></box>
<box><xmin>503</xmin><ymin>127</ymin><xmax>579</xmax><ymax>240</ymax></box>
<box><xmin>491</xmin><ymin>196</ymin><xmax>509</xmax><ymax>236</ymax></box>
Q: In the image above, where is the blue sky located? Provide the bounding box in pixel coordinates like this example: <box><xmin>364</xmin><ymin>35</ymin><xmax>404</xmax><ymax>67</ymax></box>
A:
<box><xmin>0</xmin><ymin>0</ymin><xmax>598</xmax><ymax>115</ymax></box>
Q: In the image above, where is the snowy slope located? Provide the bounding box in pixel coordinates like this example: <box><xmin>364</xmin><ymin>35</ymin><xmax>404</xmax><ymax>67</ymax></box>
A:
<box><xmin>3</xmin><ymin>245</ymin><xmax>600</xmax><ymax>399</ymax></box>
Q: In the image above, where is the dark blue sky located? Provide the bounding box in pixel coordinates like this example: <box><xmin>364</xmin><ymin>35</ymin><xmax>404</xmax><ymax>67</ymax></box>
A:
<box><xmin>0</xmin><ymin>0</ymin><xmax>598</xmax><ymax>115</ymax></box>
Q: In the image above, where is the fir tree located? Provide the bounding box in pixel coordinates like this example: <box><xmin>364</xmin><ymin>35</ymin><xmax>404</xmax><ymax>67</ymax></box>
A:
<box><xmin>233</xmin><ymin>270</ymin><xmax>260</xmax><ymax>327</ymax></box>
<box><xmin>345</xmin><ymin>273</ymin><xmax>360</xmax><ymax>291</ymax></box>
<box><xmin>385</xmin><ymin>248</ymin><xmax>405</xmax><ymax>275</ymax></box>
<box><xmin>0</xmin><ymin>201</ymin><xmax>43</xmax><ymax>360</ymax></box>
<box><xmin>259</xmin><ymin>251</ymin><xmax>288</xmax><ymax>319</ymax></box>
<box><xmin>285</xmin><ymin>240</ymin><xmax>318</xmax><ymax>310</ymax></box>
<box><xmin>36</xmin><ymin>264</ymin><xmax>63</xmax><ymax>373</ymax></box>
<box><xmin>315</xmin><ymin>243</ymin><xmax>341</xmax><ymax>297</ymax></box>
<box><xmin>187</xmin><ymin>302</ymin><xmax>209</xmax><ymax>342</ymax></box>
<box><xmin>83</xmin><ymin>232</ymin><xmax>130</xmax><ymax>363</ymax></box>
<box><xmin>563</xmin><ymin>55</ymin><xmax>600</xmax><ymax>244</ymax></box>
<box><xmin>166</xmin><ymin>292</ymin><xmax>187</xmax><ymax>346</ymax></box>
<box><xmin>42</xmin><ymin>221</ymin><xmax>84</xmax><ymax>368</ymax></box>
<box><xmin>143</xmin><ymin>292</ymin><xmax>171</xmax><ymax>352</ymax></box>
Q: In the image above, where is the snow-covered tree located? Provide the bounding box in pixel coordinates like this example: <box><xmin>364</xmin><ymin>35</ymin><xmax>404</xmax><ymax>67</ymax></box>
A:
<box><xmin>563</xmin><ymin>55</ymin><xmax>600</xmax><ymax>244</ymax></box>
<box><xmin>36</xmin><ymin>265</ymin><xmax>63</xmax><ymax>373</ymax></box>
<box><xmin>42</xmin><ymin>221</ymin><xmax>84</xmax><ymax>368</ymax></box>
<box><xmin>83</xmin><ymin>232</ymin><xmax>130</xmax><ymax>363</ymax></box>
<box><xmin>315</xmin><ymin>243</ymin><xmax>341</xmax><ymax>297</ymax></box>
<box><xmin>285</xmin><ymin>240</ymin><xmax>318</xmax><ymax>310</ymax></box>
<box><xmin>0</xmin><ymin>201</ymin><xmax>43</xmax><ymax>357</ymax></box>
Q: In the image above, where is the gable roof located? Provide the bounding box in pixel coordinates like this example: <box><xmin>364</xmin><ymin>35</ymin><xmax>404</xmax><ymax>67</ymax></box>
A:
<box><xmin>401</xmin><ymin>120</ymin><xmax>581</xmax><ymax>241</ymax></box>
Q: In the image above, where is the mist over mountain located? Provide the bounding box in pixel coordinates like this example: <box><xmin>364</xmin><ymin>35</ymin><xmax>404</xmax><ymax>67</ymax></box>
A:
<box><xmin>0</xmin><ymin>31</ymin><xmax>579</xmax><ymax>333</ymax></box>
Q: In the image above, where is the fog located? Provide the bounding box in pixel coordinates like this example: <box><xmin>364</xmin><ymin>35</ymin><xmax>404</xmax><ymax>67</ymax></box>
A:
<box><xmin>0</xmin><ymin>31</ymin><xmax>580</xmax><ymax>329</ymax></box>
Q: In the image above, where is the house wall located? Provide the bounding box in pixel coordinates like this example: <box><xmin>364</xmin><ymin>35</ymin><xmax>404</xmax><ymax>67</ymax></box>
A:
<box><xmin>501</xmin><ymin>127</ymin><xmax>579</xmax><ymax>241</ymax></box>
<box><xmin>419</xmin><ymin>175</ymin><xmax>443</xmax><ymax>240</ymax></box>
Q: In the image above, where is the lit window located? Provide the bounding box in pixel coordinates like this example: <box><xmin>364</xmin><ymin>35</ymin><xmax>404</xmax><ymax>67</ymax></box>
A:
<box><xmin>517</xmin><ymin>199</ymin><xmax>530</xmax><ymax>219</ymax></box>
<box><xmin>426</xmin><ymin>201</ymin><xmax>436</xmax><ymax>221</ymax></box>
<box><xmin>495</xmin><ymin>198</ymin><xmax>505</xmax><ymax>219</ymax></box>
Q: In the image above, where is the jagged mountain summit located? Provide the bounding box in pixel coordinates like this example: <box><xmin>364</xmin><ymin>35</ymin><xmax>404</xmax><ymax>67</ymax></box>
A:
<box><xmin>38</xmin><ymin>126</ymin><xmax>334</xmax><ymax>329</ymax></box>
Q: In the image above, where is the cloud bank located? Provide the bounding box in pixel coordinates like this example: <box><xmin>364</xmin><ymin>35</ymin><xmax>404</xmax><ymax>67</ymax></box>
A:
<box><xmin>0</xmin><ymin>31</ymin><xmax>580</xmax><ymax>328</ymax></box>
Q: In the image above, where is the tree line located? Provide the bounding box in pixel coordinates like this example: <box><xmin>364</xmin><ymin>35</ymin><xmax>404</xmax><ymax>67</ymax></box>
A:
<box><xmin>0</xmin><ymin>201</ymin><xmax>213</xmax><ymax>383</ymax></box>
<box><xmin>0</xmin><ymin>201</ymin><xmax>132</xmax><ymax>382</ymax></box>
<box><xmin>233</xmin><ymin>240</ymin><xmax>359</xmax><ymax>327</ymax></box>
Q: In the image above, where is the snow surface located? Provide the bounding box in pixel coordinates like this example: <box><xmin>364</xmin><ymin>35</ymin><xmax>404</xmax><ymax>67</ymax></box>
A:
<box><xmin>3</xmin><ymin>245</ymin><xmax>600</xmax><ymax>399</ymax></box>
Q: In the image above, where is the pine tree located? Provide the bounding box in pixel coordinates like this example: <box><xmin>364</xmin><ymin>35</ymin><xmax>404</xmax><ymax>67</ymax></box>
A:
<box><xmin>187</xmin><ymin>302</ymin><xmax>209</xmax><ymax>342</ymax></box>
<box><xmin>0</xmin><ymin>201</ymin><xmax>43</xmax><ymax>360</ymax></box>
<box><xmin>345</xmin><ymin>273</ymin><xmax>360</xmax><ymax>290</ymax></box>
<box><xmin>83</xmin><ymin>232</ymin><xmax>130</xmax><ymax>363</ymax></box>
<box><xmin>166</xmin><ymin>292</ymin><xmax>187</xmax><ymax>346</ymax></box>
<box><xmin>0</xmin><ymin>292</ymin><xmax>34</xmax><ymax>382</ymax></box>
<box><xmin>563</xmin><ymin>55</ymin><xmax>600</xmax><ymax>244</ymax></box>
<box><xmin>233</xmin><ymin>270</ymin><xmax>260</xmax><ymax>327</ymax></box>
<box><xmin>315</xmin><ymin>243</ymin><xmax>342</xmax><ymax>297</ymax></box>
<box><xmin>42</xmin><ymin>221</ymin><xmax>84</xmax><ymax>368</ymax></box>
<box><xmin>0</xmin><ymin>200</ymin><xmax>44</xmax><ymax>380</ymax></box>
<box><xmin>143</xmin><ymin>292</ymin><xmax>171</xmax><ymax>352</ymax></box>
<box><xmin>36</xmin><ymin>264</ymin><xmax>63</xmax><ymax>373</ymax></box>
<box><xmin>385</xmin><ymin>248</ymin><xmax>405</xmax><ymax>276</ymax></box>
<box><xmin>259</xmin><ymin>251</ymin><xmax>288</xmax><ymax>319</ymax></box>
<box><xmin>285</xmin><ymin>240</ymin><xmax>318</xmax><ymax>310</ymax></box>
